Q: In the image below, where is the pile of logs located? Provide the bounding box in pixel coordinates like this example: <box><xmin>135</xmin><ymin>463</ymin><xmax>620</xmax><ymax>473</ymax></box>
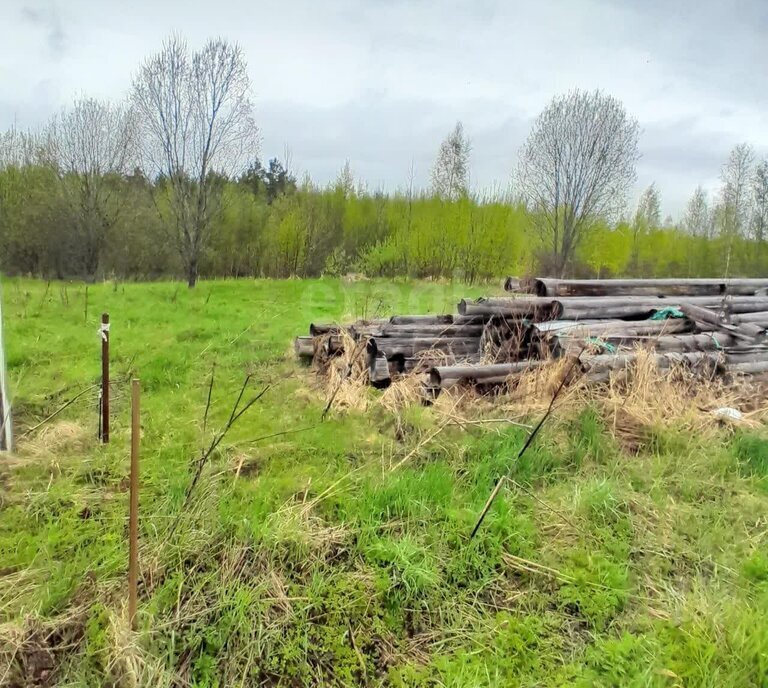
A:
<box><xmin>294</xmin><ymin>278</ymin><xmax>768</xmax><ymax>399</ymax></box>
<box><xmin>294</xmin><ymin>314</ymin><xmax>489</xmax><ymax>387</ymax></box>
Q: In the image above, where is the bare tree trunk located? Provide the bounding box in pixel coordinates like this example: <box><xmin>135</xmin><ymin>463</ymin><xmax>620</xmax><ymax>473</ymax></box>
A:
<box><xmin>187</xmin><ymin>257</ymin><xmax>198</xmax><ymax>288</ymax></box>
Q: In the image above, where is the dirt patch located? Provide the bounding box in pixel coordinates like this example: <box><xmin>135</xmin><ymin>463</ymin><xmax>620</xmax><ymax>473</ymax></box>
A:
<box><xmin>0</xmin><ymin>614</ymin><xmax>86</xmax><ymax>687</ymax></box>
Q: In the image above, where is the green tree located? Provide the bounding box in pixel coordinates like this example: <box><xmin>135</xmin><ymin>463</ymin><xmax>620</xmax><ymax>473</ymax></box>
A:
<box><xmin>516</xmin><ymin>89</ymin><xmax>640</xmax><ymax>275</ymax></box>
<box><xmin>431</xmin><ymin>122</ymin><xmax>470</xmax><ymax>200</ymax></box>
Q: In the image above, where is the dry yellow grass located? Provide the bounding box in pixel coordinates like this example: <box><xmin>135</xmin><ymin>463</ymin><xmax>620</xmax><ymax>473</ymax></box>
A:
<box><xmin>379</xmin><ymin>375</ymin><xmax>423</xmax><ymax>415</ymax></box>
<box><xmin>20</xmin><ymin>421</ymin><xmax>92</xmax><ymax>460</ymax></box>
<box><xmin>310</xmin><ymin>336</ymin><xmax>768</xmax><ymax>454</ymax></box>
<box><xmin>318</xmin><ymin>330</ymin><xmax>371</xmax><ymax>414</ymax></box>
<box><xmin>500</xmin><ymin>348</ymin><xmax>767</xmax><ymax>451</ymax></box>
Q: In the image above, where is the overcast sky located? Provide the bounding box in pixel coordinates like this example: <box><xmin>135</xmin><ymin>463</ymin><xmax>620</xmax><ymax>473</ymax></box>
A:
<box><xmin>1</xmin><ymin>0</ymin><xmax>767</xmax><ymax>216</ymax></box>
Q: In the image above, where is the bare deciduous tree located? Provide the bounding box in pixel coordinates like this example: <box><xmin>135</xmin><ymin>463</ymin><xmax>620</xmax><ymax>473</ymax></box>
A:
<box><xmin>431</xmin><ymin>121</ymin><xmax>470</xmax><ymax>200</ymax></box>
<box><xmin>751</xmin><ymin>159</ymin><xmax>768</xmax><ymax>244</ymax></box>
<box><xmin>132</xmin><ymin>35</ymin><xmax>258</xmax><ymax>287</ymax></box>
<box><xmin>630</xmin><ymin>183</ymin><xmax>661</xmax><ymax>273</ymax></box>
<box><xmin>516</xmin><ymin>89</ymin><xmax>640</xmax><ymax>275</ymax></box>
<box><xmin>719</xmin><ymin>143</ymin><xmax>754</xmax><ymax>239</ymax></box>
<box><xmin>45</xmin><ymin>96</ymin><xmax>136</xmax><ymax>276</ymax></box>
<box><xmin>0</xmin><ymin>125</ymin><xmax>41</xmax><ymax>169</ymax></box>
<box><xmin>335</xmin><ymin>160</ymin><xmax>355</xmax><ymax>197</ymax></box>
<box><xmin>682</xmin><ymin>186</ymin><xmax>712</xmax><ymax>238</ymax></box>
<box><xmin>635</xmin><ymin>183</ymin><xmax>661</xmax><ymax>228</ymax></box>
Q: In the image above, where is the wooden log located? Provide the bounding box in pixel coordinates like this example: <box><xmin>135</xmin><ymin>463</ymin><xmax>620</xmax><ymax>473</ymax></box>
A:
<box><xmin>403</xmin><ymin>353</ymin><xmax>482</xmax><ymax>373</ymax></box>
<box><xmin>294</xmin><ymin>336</ymin><xmax>315</xmax><ymax>358</ymax></box>
<box><xmin>349</xmin><ymin>325</ymin><xmax>386</xmax><ymax>338</ymax></box>
<box><xmin>678</xmin><ymin>303</ymin><xmax>727</xmax><ymax>330</ymax></box>
<box><xmin>464</xmin><ymin>295</ymin><xmax>719</xmax><ymax>322</ymax></box>
<box><xmin>480</xmin><ymin>321</ymin><xmax>533</xmax><ymax>362</ymax></box>
<box><xmin>556</xmin><ymin>295</ymin><xmax>759</xmax><ymax>318</ymax></box>
<box><xmin>368</xmin><ymin>353</ymin><xmax>391</xmax><ymax>388</ymax></box>
<box><xmin>480</xmin><ymin>296</ymin><xmax>668</xmax><ymax>307</ymax></box>
<box><xmin>580</xmin><ymin>351</ymin><xmax>724</xmax><ymax>382</ymax></box>
<box><xmin>725</xmin><ymin>349</ymin><xmax>768</xmax><ymax>364</ymax></box>
<box><xmin>368</xmin><ymin>336</ymin><xmax>481</xmax><ymax>359</ymax></box>
<box><xmin>322</xmin><ymin>334</ymin><xmax>345</xmax><ymax>355</ymax></box>
<box><xmin>559</xmin><ymin>332</ymin><xmax>735</xmax><ymax>355</ymax></box>
<box><xmin>565</xmin><ymin>296</ymin><xmax>768</xmax><ymax>321</ymax></box>
<box><xmin>458</xmin><ymin>298</ymin><xmax>561</xmax><ymax>320</ymax></box>
<box><xmin>379</xmin><ymin>323</ymin><xmax>486</xmax><ymax>337</ymax></box>
<box><xmin>720</xmin><ymin>298</ymin><xmax>768</xmax><ymax>314</ymax></box>
<box><xmin>464</xmin><ymin>295</ymin><xmax>768</xmax><ymax>321</ymax></box>
<box><xmin>429</xmin><ymin>360</ymin><xmax>546</xmax><ymax>387</ymax></box>
<box><xmin>728</xmin><ymin>360</ymin><xmax>768</xmax><ymax>374</ymax></box>
<box><xmin>679</xmin><ymin>303</ymin><xmax>766</xmax><ymax>342</ymax></box>
<box><xmin>585</xmin><ymin>350</ymin><xmax>721</xmax><ymax>376</ymax></box>
<box><xmin>344</xmin><ymin>319</ymin><xmax>390</xmax><ymax>338</ymax></box>
<box><xmin>454</xmin><ymin>315</ymin><xmax>491</xmax><ymax>326</ymax></box>
<box><xmin>604</xmin><ymin>332</ymin><xmax>737</xmax><ymax>352</ymax></box>
<box><xmin>312</xmin><ymin>319</ymin><xmax>388</xmax><ymax>337</ymax></box>
<box><xmin>503</xmin><ymin>277</ymin><xmax>522</xmax><ymax>292</ymax></box>
<box><xmin>531</xmin><ymin>319</ymin><xmax>607</xmax><ymax>332</ymax></box>
<box><xmin>628</xmin><ymin>333</ymin><xmax>733</xmax><ymax>352</ymax></box>
<box><xmin>536</xmin><ymin>318</ymin><xmax>693</xmax><ymax>338</ymax></box>
<box><xmin>736</xmin><ymin>322</ymin><xmax>767</xmax><ymax>339</ymax></box>
<box><xmin>732</xmin><ymin>311</ymin><xmax>768</xmax><ymax>326</ymax></box>
<box><xmin>367</xmin><ymin>349</ymin><xmax>483</xmax><ymax>376</ymax></box>
<box><xmin>559</xmin><ymin>302</ymin><xmax>658</xmax><ymax>320</ymax></box>
<box><xmin>389</xmin><ymin>314</ymin><xmax>454</xmax><ymax>325</ymax></box>
<box><xmin>515</xmin><ymin>277</ymin><xmax>768</xmax><ymax>297</ymax></box>
<box><xmin>322</xmin><ymin>333</ymin><xmax>375</xmax><ymax>356</ymax></box>
<box><xmin>309</xmin><ymin>323</ymin><xmax>340</xmax><ymax>336</ymax></box>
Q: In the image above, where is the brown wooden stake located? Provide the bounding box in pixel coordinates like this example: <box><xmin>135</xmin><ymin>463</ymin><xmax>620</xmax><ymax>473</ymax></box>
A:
<box><xmin>129</xmin><ymin>378</ymin><xmax>140</xmax><ymax>631</ymax></box>
<box><xmin>101</xmin><ymin>313</ymin><xmax>110</xmax><ymax>443</ymax></box>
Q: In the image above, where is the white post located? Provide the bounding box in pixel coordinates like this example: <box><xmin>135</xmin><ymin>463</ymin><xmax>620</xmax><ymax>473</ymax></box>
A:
<box><xmin>0</xmin><ymin>281</ymin><xmax>12</xmax><ymax>452</ymax></box>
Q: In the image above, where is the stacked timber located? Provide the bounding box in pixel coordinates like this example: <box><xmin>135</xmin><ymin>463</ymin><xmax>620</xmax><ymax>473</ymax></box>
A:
<box><xmin>294</xmin><ymin>277</ymin><xmax>768</xmax><ymax>398</ymax></box>
<box><xmin>294</xmin><ymin>314</ymin><xmax>492</xmax><ymax>388</ymax></box>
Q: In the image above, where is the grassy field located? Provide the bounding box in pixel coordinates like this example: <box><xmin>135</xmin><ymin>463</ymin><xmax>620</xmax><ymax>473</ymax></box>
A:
<box><xmin>1</xmin><ymin>277</ymin><xmax>768</xmax><ymax>687</ymax></box>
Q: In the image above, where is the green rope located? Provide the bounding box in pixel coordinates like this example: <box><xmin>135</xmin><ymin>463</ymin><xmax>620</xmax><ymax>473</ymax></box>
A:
<box><xmin>651</xmin><ymin>306</ymin><xmax>685</xmax><ymax>321</ymax></box>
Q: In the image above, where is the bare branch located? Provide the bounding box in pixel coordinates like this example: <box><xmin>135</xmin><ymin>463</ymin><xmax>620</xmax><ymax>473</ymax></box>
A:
<box><xmin>515</xmin><ymin>89</ymin><xmax>639</xmax><ymax>275</ymax></box>
<box><xmin>719</xmin><ymin>143</ymin><xmax>755</xmax><ymax>239</ymax></box>
<box><xmin>43</xmin><ymin>96</ymin><xmax>136</xmax><ymax>276</ymax></box>
<box><xmin>131</xmin><ymin>34</ymin><xmax>259</xmax><ymax>286</ymax></box>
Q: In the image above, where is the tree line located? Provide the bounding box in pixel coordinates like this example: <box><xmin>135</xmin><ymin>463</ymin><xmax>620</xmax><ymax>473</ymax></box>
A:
<box><xmin>1</xmin><ymin>35</ymin><xmax>767</xmax><ymax>285</ymax></box>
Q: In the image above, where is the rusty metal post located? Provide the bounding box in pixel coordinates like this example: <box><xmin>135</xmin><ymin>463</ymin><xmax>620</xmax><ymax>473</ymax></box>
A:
<box><xmin>129</xmin><ymin>378</ymin><xmax>140</xmax><ymax>630</ymax></box>
<box><xmin>101</xmin><ymin>313</ymin><xmax>110</xmax><ymax>443</ymax></box>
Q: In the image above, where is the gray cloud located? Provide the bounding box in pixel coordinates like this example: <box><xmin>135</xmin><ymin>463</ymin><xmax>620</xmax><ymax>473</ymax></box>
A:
<box><xmin>21</xmin><ymin>1</ymin><xmax>66</xmax><ymax>56</ymax></box>
<box><xmin>2</xmin><ymin>0</ymin><xmax>767</xmax><ymax>216</ymax></box>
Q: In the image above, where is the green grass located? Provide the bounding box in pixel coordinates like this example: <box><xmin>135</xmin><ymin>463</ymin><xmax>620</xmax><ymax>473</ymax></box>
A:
<box><xmin>1</xmin><ymin>277</ymin><xmax>768</xmax><ymax>686</ymax></box>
